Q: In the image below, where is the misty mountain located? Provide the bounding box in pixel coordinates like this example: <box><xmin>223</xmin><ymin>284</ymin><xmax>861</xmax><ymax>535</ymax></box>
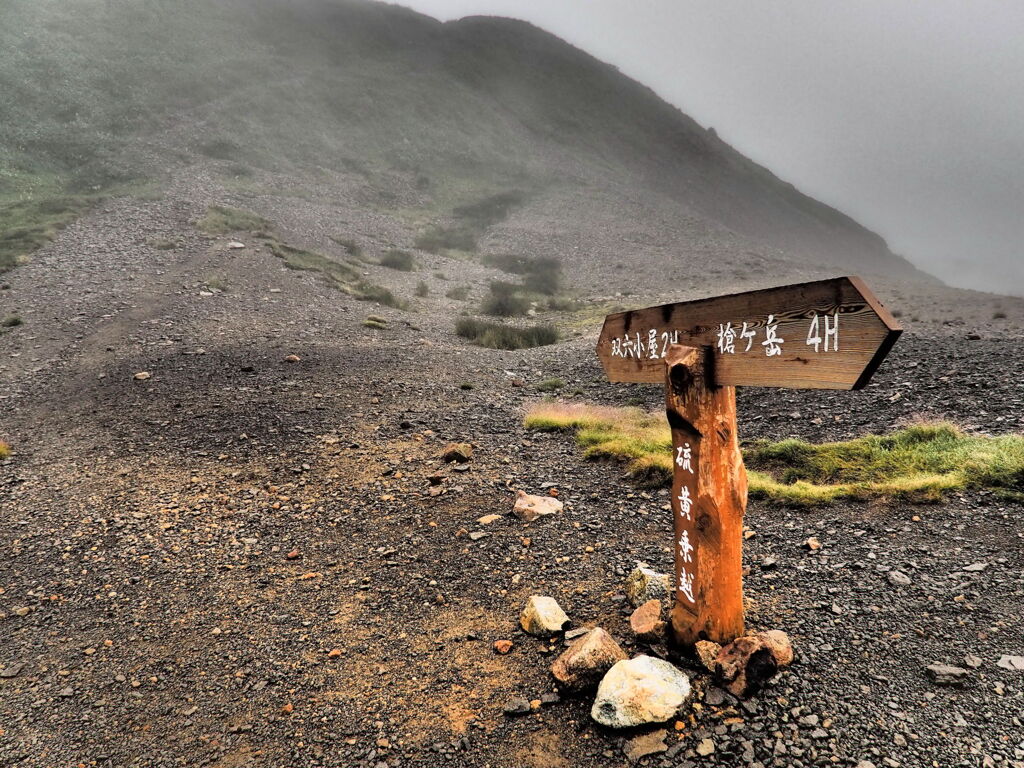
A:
<box><xmin>1</xmin><ymin>0</ymin><xmax>926</xmax><ymax>282</ymax></box>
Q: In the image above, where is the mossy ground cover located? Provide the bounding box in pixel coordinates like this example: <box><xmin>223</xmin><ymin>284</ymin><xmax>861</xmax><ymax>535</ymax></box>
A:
<box><xmin>265</xmin><ymin>238</ymin><xmax>405</xmax><ymax>309</ymax></box>
<box><xmin>525</xmin><ymin>402</ymin><xmax>1024</xmax><ymax>504</ymax></box>
<box><xmin>196</xmin><ymin>205</ymin><xmax>272</xmax><ymax>235</ymax></box>
<box><xmin>192</xmin><ymin>205</ymin><xmax>406</xmax><ymax>309</ymax></box>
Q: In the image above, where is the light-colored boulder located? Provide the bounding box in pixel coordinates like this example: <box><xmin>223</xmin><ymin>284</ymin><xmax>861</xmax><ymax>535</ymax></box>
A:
<box><xmin>590</xmin><ymin>655</ymin><xmax>691</xmax><ymax>728</ymax></box>
<box><xmin>512</xmin><ymin>490</ymin><xmax>563</xmax><ymax>522</ymax></box>
<box><xmin>624</xmin><ymin>564</ymin><xmax>671</xmax><ymax>607</ymax></box>
<box><xmin>550</xmin><ymin>628</ymin><xmax>627</xmax><ymax>692</ymax></box>
<box><xmin>520</xmin><ymin>595</ymin><xmax>570</xmax><ymax>637</ymax></box>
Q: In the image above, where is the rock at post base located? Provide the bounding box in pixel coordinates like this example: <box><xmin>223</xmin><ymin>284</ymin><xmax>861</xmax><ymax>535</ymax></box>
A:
<box><xmin>624</xmin><ymin>563</ymin><xmax>672</xmax><ymax>608</ymax></box>
<box><xmin>590</xmin><ymin>655</ymin><xmax>692</xmax><ymax>728</ymax></box>
<box><xmin>512</xmin><ymin>490</ymin><xmax>563</xmax><ymax>522</ymax></box>
<box><xmin>550</xmin><ymin>627</ymin><xmax>626</xmax><ymax>693</ymax></box>
<box><xmin>694</xmin><ymin>640</ymin><xmax>722</xmax><ymax>672</ymax></box>
<box><xmin>520</xmin><ymin>595</ymin><xmax>570</xmax><ymax>637</ymax></box>
<box><xmin>629</xmin><ymin>599</ymin><xmax>667</xmax><ymax>643</ymax></box>
<box><xmin>716</xmin><ymin>630</ymin><xmax>793</xmax><ymax>698</ymax></box>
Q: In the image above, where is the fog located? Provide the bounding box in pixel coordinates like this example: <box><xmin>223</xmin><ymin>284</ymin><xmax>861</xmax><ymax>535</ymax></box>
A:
<box><xmin>399</xmin><ymin>0</ymin><xmax>1024</xmax><ymax>296</ymax></box>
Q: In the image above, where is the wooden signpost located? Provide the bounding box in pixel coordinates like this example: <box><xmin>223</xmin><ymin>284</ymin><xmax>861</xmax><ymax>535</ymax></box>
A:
<box><xmin>596</xmin><ymin>276</ymin><xmax>901</xmax><ymax>648</ymax></box>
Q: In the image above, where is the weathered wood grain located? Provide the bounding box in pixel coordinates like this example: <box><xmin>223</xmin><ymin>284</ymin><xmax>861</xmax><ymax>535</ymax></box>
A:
<box><xmin>597</xmin><ymin>276</ymin><xmax>901</xmax><ymax>389</ymax></box>
<box><xmin>665</xmin><ymin>345</ymin><xmax>747</xmax><ymax>647</ymax></box>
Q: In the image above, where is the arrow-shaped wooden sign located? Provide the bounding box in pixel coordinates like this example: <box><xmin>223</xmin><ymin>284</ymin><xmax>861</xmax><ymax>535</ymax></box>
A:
<box><xmin>594</xmin><ymin>275</ymin><xmax>901</xmax><ymax>651</ymax></box>
<box><xmin>597</xmin><ymin>276</ymin><xmax>901</xmax><ymax>390</ymax></box>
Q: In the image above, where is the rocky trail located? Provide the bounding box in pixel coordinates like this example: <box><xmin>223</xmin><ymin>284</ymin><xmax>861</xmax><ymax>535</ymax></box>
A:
<box><xmin>1</xmin><ymin>172</ymin><xmax>1023</xmax><ymax>768</ymax></box>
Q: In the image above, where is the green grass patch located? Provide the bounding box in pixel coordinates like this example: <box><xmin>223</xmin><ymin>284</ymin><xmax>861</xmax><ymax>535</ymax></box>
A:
<box><xmin>267</xmin><ymin>237</ymin><xmax>405</xmax><ymax>308</ymax></box>
<box><xmin>363</xmin><ymin>316</ymin><xmax>387</xmax><ymax>329</ymax></box>
<box><xmin>525</xmin><ymin>403</ymin><xmax>673</xmax><ymax>486</ymax></box>
<box><xmin>525</xmin><ymin>404</ymin><xmax>1024</xmax><ymax>503</ymax></box>
<box><xmin>197</xmin><ymin>205</ymin><xmax>271</xmax><ymax>235</ymax></box>
<box><xmin>455</xmin><ymin>318</ymin><xmax>558</xmax><ymax>350</ymax></box>
<box><xmin>745</xmin><ymin>423</ymin><xmax>1024</xmax><ymax>503</ymax></box>
<box><xmin>536</xmin><ymin>378</ymin><xmax>565</xmax><ymax>392</ymax></box>
<box><xmin>379</xmin><ymin>249</ymin><xmax>415</xmax><ymax>271</ymax></box>
<box><xmin>1</xmin><ymin>314</ymin><xmax>23</xmax><ymax>328</ymax></box>
<box><xmin>0</xmin><ymin>195</ymin><xmax>96</xmax><ymax>273</ymax></box>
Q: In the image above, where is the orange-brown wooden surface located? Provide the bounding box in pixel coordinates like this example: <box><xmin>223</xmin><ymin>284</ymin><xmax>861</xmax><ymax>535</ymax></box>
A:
<box><xmin>597</xmin><ymin>276</ymin><xmax>900</xmax><ymax>390</ymax></box>
<box><xmin>665</xmin><ymin>345</ymin><xmax>748</xmax><ymax>647</ymax></box>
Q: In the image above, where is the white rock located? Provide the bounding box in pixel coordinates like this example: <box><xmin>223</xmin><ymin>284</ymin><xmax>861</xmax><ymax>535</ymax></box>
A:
<box><xmin>520</xmin><ymin>595</ymin><xmax>570</xmax><ymax>637</ymax></box>
<box><xmin>887</xmin><ymin>570</ymin><xmax>912</xmax><ymax>586</ymax></box>
<box><xmin>591</xmin><ymin>655</ymin><xmax>691</xmax><ymax>728</ymax></box>
<box><xmin>512</xmin><ymin>490</ymin><xmax>562</xmax><ymax>522</ymax></box>
<box><xmin>227</xmin><ymin>240</ymin><xmax>246</xmax><ymax>249</ymax></box>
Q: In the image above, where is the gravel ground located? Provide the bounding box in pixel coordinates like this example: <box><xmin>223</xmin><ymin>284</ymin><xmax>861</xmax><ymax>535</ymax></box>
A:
<box><xmin>1</xmin><ymin>169</ymin><xmax>1022</xmax><ymax>768</ymax></box>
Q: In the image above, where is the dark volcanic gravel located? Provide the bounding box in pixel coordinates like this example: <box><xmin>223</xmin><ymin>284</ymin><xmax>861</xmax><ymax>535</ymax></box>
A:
<box><xmin>1</xmin><ymin>172</ymin><xmax>1022</xmax><ymax>768</ymax></box>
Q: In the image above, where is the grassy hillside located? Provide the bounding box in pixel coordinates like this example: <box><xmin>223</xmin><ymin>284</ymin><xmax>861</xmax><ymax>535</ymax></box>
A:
<box><xmin>0</xmin><ymin>0</ymin><xmax>922</xmax><ymax>277</ymax></box>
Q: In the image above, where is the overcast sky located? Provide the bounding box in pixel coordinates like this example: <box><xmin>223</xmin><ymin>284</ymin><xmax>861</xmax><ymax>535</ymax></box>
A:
<box><xmin>397</xmin><ymin>0</ymin><xmax>1023</xmax><ymax>296</ymax></box>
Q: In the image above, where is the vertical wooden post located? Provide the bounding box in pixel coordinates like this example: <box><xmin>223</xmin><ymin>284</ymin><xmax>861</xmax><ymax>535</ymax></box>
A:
<box><xmin>665</xmin><ymin>344</ymin><xmax>748</xmax><ymax>647</ymax></box>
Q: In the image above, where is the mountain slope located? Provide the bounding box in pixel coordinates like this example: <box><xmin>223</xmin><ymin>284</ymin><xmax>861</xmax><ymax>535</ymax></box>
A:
<box><xmin>0</xmin><ymin>0</ymin><xmax>925</xmax><ymax>280</ymax></box>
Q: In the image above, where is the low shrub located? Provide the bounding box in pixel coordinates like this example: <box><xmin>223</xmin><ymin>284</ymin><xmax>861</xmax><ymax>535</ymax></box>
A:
<box><xmin>1</xmin><ymin>314</ymin><xmax>23</xmax><ymax>328</ymax></box>
<box><xmin>453</xmin><ymin>191</ymin><xmax>524</xmax><ymax>228</ymax></box>
<box><xmin>415</xmin><ymin>281</ymin><xmax>429</xmax><ymax>297</ymax></box>
<box><xmin>446</xmin><ymin>285</ymin><xmax>470</xmax><ymax>301</ymax></box>
<box><xmin>379</xmin><ymin>249</ymin><xmax>415</xmax><ymax>271</ymax></box>
<box><xmin>481</xmin><ymin>281</ymin><xmax>530</xmax><ymax>317</ymax></box>
<box><xmin>455</xmin><ymin>318</ymin><xmax>557</xmax><ymax>350</ymax></box>
<box><xmin>353</xmin><ymin>282</ymin><xmax>406</xmax><ymax>309</ymax></box>
<box><xmin>414</xmin><ymin>225</ymin><xmax>476</xmax><ymax>254</ymax></box>
<box><xmin>482</xmin><ymin>253</ymin><xmax>561</xmax><ymax>295</ymax></box>
<box><xmin>536</xmin><ymin>378</ymin><xmax>565</xmax><ymax>392</ymax></box>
